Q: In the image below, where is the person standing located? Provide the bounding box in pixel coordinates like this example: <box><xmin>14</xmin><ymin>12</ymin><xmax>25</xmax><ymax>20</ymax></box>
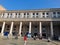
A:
<box><xmin>24</xmin><ymin>35</ymin><xmax>27</xmax><ymax>45</ymax></box>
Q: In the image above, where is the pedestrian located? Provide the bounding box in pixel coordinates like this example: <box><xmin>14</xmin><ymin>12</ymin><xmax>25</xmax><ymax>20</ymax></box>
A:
<box><xmin>24</xmin><ymin>35</ymin><xmax>27</xmax><ymax>45</ymax></box>
<box><xmin>47</xmin><ymin>37</ymin><xmax>51</xmax><ymax>42</ymax></box>
<box><xmin>27</xmin><ymin>33</ymin><xmax>31</xmax><ymax>38</ymax></box>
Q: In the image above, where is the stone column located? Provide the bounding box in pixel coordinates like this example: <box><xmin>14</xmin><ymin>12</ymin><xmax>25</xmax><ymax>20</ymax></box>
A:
<box><xmin>29</xmin><ymin>22</ymin><xmax>31</xmax><ymax>34</ymax></box>
<box><xmin>19</xmin><ymin>22</ymin><xmax>22</xmax><ymax>37</ymax></box>
<box><xmin>9</xmin><ymin>22</ymin><xmax>14</xmax><ymax>36</ymax></box>
<box><xmin>1</xmin><ymin>22</ymin><xmax>5</xmax><ymax>36</ymax></box>
<box><xmin>50</xmin><ymin>21</ymin><xmax>53</xmax><ymax>38</ymax></box>
<box><xmin>39</xmin><ymin>22</ymin><xmax>42</xmax><ymax>38</ymax></box>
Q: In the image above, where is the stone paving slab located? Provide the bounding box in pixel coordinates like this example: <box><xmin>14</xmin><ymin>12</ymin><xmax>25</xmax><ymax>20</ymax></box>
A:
<box><xmin>0</xmin><ymin>38</ymin><xmax>60</xmax><ymax>45</ymax></box>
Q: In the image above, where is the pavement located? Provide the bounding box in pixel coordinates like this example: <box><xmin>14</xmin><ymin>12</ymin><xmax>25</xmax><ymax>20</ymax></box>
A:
<box><xmin>0</xmin><ymin>37</ymin><xmax>60</xmax><ymax>45</ymax></box>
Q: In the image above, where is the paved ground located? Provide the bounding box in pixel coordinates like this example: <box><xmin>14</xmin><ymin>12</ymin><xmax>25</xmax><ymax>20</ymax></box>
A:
<box><xmin>0</xmin><ymin>37</ymin><xmax>60</xmax><ymax>45</ymax></box>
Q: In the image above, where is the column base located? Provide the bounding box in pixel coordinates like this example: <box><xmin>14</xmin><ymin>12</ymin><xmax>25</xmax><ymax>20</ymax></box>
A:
<box><xmin>40</xmin><ymin>33</ymin><xmax>42</xmax><ymax>39</ymax></box>
<box><xmin>18</xmin><ymin>34</ymin><xmax>22</xmax><ymax>38</ymax></box>
<box><xmin>0</xmin><ymin>33</ymin><xmax>4</xmax><ymax>39</ymax></box>
<box><xmin>8</xmin><ymin>34</ymin><xmax>13</xmax><ymax>39</ymax></box>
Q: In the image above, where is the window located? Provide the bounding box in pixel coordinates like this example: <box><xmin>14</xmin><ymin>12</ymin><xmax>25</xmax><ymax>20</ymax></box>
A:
<box><xmin>33</xmin><ymin>16</ymin><xmax>35</xmax><ymax>18</ymax></box>
<box><xmin>27</xmin><ymin>13</ymin><xmax>29</xmax><ymax>15</ymax></box>
<box><xmin>2</xmin><ymin>13</ymin><xmax>4</xmax><ymax>18</ymax></box>
<box><xmin>35</xmin><ymin>26</ymin><xmax>37</xmax><ymax>28</ymax></box>
<box><xmin>53</xmin><ymin>12</ymin><xmax>56</xmax><ymax>14</ymax></box>
<box><xmin>42</xmin><ymin>16</ymin><xmax>45</xmax><ymax>18</ymax></box>
<box><xmin>14</xmin><ymin>25</ymin><xmax>16</xmax><ymax>28</ymax></box>
<box><xmin>24</xmin><ymin>13</ymin><xmax>26</xmax><ymax>15</ymax></box>
<box><xmin>3</xmin><ymin>13</ymin><xmax>5</xmax><ymax>15</ymax></box>
<box><xmin>7</xmin><ymin>28</ymin><xmax>9</xmax><ymax>30</ymax></box>
<box><xmin>46</xmin><ymin>13</ymin><xmax>49</xmax><ymax>15</ymax></box>
<box><xmin>7</xmin><ymin>25</ymin><xmax>10</xmax><ymax>28</ymax></box>
<box><xmin>57</xmin><ymin>12</ymin><xmax>60</xmax><ymax>14</ymax></box>
<box><xmin>22</xmin><ymin>26</ymin><xmax>23</xmax><ymax>28</ymax></box>
<box><xmin>24</xmin><ymin>13</ymin><xmax>26</xmax><ymax>18</ymax></box>
<box><xmin>15</xmin><ymin>13</ymin><xmax>17</xmax><ymax>15</ymax></box>
<box><xmin>46</xmin><ymin>16</ymin><xmax>49</xmax><ymax>18</ymax></box>
<box><xmin>58</xmin><ymin>15</ymin><xmax>60</xmax><ymax>18</ymax></box>
<box><xmin>42</xmin><ymin>13</ymin><xmax>45</xmax><ymax>15</ymax></box>
<box><xmin>18</xmin><ymin>13</ymin><xmax>20</xmax><ymax>15</ymax></box>
<box><xmin>18</xmin><ymin>13</ymin><xmax>20</xmax><ymax>18</ymax></box>
<box><xmin>8</xmin><ymin>13</ymin><xmax>9</xmax><ymax>15</ymax></box>
<box><xmin>27</xmin><ymin>15</ymin><xmax>29</xmax><ymax>18</ymax></box>
<box><xmin>13</xmin><ymin>28</ymin><xmax>16</xmax><ymax>30</ymax></box>
<box><xmin>33</xmin><ymin>13</ymin><xmax>35</xmax><ymax>15</ymax></box>
<box><xmin>36</xmin><ymin>16</ymin><xmax>39</xmax><ymax>18</ymax></box>
<box><xmin>36</xmin><ymin>13</ymin><xmax>38</xmax><ymax>15</ymax></box>
<box><xmin>53</xmin><ymin>12</ymin><xmax>57</xmax><ymax>18</ymax></box>
<box><xmin>11</xmin><ymin>13</ymin><xmax>12</xmax><ymax>15</ymax></box>
<box><xmin>57</xmin><ymin>12</ymin><xmax>60</xmax><ymax>18</ymax></box>
<box><xmin>53</xmin><ymin>15</ymin><xmax>56</xmax><ymax>18</ymax></box>
<box><xmin>10</xmin><ymin>13</ymin><xmax>12</xmax><ymax>18</ymax></box>
<box><xmin>27</xmin><ymin>26</ymin><xmax>29</xmax><ymax>28</ymax></box>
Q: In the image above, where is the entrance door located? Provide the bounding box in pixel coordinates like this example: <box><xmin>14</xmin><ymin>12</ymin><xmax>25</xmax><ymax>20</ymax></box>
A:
<box><xmin>0</xmin><ymin>26</ymin><xmax>2</xmax><ymax>33</ymax></box>
<box><xmin>42</xmin><ymin>26</ymin><xmax>46</xmax><ymax>38</ymax></box>
<box><xmin>31</xmin><ymin>25</ymin><xmax>39</xmax><ymax>37</ymax></box>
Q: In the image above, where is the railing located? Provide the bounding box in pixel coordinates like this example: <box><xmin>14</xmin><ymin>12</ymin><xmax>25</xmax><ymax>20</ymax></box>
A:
<box><xmin>0</xmin><ymin>14</ymin><xmax>60</xmax><ymax>19</ymax></box>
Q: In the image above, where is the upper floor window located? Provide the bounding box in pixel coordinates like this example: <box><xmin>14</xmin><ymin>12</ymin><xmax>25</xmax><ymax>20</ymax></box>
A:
<box><xmin>35</xmin><ymin>26</ymin><xmax>37</xmax><ymax>28</ymax></box>
<box><xmin>46</xmin><ymin>16</ymin><xmax>49</xmax><ymax>18</ymax></box>
<box><xmin>33</xmin><ymin>13</ymin><xmax>35</xmax><ymax>15</ymax></box>
<box><xmin>15</xmin><ymin>13</ymin><xmax>17</xmax><ymax>15</ymax></box>
<box><xmin>27</xmin><ymin>26</ymin><xmax>29</xmax><ymax>28</ymax></box>
<box><xmin>36</xmin><ymin>13</ymin><xmax>38</xmax><ymax>15</ymax></box>
<box><xmin>53</xmin><ymin>12</ymin><xmax>56</xmax><ymax>14</ymax></box>
<box><xmin>27</xmin><ymin>13</ymin><xmax>29</xmax><ymax>15</ymax></box>
<box><xmin>2</xmin><ymin>13</ymin><xmax>4</xmax><ymax>16</ymax></box>
<box><xmin>18</xmin><ymin>13</ymin><xmax>20</xmax><ymax>15</ymax></box>
<box><xmin>8</xmin><ymin>13</ymin><xmax>9</xmax><ymax>15</ymax></box>
<box><xmin>32</xmin><ymin>16</ymin><xmax>35</xmax><ymax>18</ymax></box>
<box><xmin>42</xmin><ymin>13</ymin><xmax>45</xmax><ymax>15</ymax></box>
<box><xmin>57</xmin><ymin>12</ymin><xmax>60</xmax><ymax>14</ymax></box>
<box><xmin>11</xmin><ymin>13</ymin><xmax>12</xmax><ymax>15</ymax></box>
<box><xmin>2</xmin><ymin>13</ymin><xmax>4</xmax><ymax>15</ymax></box>
<box><xmin>36</xmin><ymin>16</ymin><xmax>39</xmax><ymax>18</ymax></box>
<box><xmin>46</xmin><ymin>13</ymin><xmax>49</xmax><ymax>15</ymax></box>
<box><xmin>42</xmin><ymin>16</ymin><xmax>45</xmax><ymax>18</ymax></box>
<box><xmin>24</xmin><ymin>13</ymin><xmax>26</xmax><ymax>15</ymax></box>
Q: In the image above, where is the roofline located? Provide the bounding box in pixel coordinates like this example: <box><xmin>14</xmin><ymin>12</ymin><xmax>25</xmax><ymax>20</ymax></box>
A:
<box><xmin>0</xmin><ymin>8</ymin><xmax>60</xmax><ymax>12</ymax></box>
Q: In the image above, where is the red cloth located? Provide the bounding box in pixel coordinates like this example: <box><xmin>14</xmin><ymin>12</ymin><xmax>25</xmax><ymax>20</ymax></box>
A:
<box><xmin>24</xmin><ymin>36</ymin><xmax>27</xmax><ymax>41</ymax></box>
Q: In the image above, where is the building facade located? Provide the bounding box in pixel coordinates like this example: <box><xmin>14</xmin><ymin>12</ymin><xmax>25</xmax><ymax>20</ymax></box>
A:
<box><xmin>0</xmin><ymin>6</ymin><xmax>60</xmax><ymax>38</ymax></box>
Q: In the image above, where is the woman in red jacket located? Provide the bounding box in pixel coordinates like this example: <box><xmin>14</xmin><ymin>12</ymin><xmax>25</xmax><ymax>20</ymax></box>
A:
<box><xmin>24</xmin><ymin>35</ymin><xmax>27</xmax><ymax>45</ymax></box>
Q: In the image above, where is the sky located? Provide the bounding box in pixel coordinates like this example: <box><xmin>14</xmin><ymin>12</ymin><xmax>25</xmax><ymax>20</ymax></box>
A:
<box><xmin>0</xmin><ymin>0</ymin><xmax>60</xmax><ymax>10</ymax></box>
